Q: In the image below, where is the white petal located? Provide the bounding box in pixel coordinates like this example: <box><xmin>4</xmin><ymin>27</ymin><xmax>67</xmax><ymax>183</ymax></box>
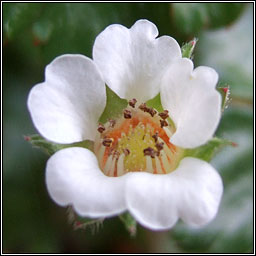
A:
<box><xmin>175</xmin><ymin>157</ymin><xmax>223</xmax><ymax>227</ymax></box>
<box><xmin>28</xmin><ymin>54</ymin><xmax>106</xmax><ymax>144</ymax></box>
<box><xmin>126</xmin><ymin>172</ymin><xmax>179</xmax><ymax>230</ymax></box>
<box><xmin>160</xmin><ymin>58</ymin><xmax>221</xmax><ymax>148</ymax></box>
<box><xmin>126</xmin><ymin>157</ymin><xmax>223</xmax><ymax>230</ymax></box>
<box><xmin>93</xmin><ymin>19</ymin><xmax>181</xmax><ymax>102</ymax></box>
<box><xmin>46</xmin><ymin>147</ymin><xmax>126</xmax><ymax>218</ymax></box>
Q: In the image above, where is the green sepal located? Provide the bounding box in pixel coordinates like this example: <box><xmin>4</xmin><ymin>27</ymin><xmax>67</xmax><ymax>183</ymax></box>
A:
<box><xmin>99</xmin><ymin>85</ymin><xmax>128</xmax><ymax>124</ymax></box>
<box><xmin>184</xmin><ymin>137</ymin><xmax>235</xmax><ymax>162</ymax></box>
<box><xmin>217</xmin><ymin>86</ymin><xmax>231</xmax><ymax>112</ymax></box>
<box><xmin>146</xmin><ymin>93</ymin><xmax>163</xmax><ymax>112</ymax></box>
<box><xmin>119</xmin><ymin>212</ymin><xmax>137</xmax><ymax>237</ymax></box>
<box><xmin>181</xmin><ymin>38</ymin><xmax>198</xmax><ymax>59</ymax></box>
<box><xmin>67</xmin><ymin>207</ymin><xmax>104</xmax><ymax>233</ymax></box>
<box><xmin>25</xmin><ymin>134</ymin><xmax>93</xmax><ymax>155</ymax></box>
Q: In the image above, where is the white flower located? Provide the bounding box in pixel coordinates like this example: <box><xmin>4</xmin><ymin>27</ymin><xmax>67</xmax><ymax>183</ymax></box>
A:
<box><xmin>27</xmin><ymin>20</ymin><xmax>223</xmax><ymax>230</ymax></box>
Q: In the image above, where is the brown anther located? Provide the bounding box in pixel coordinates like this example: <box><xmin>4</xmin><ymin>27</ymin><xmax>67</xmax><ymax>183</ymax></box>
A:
<box><xmin>102</xmin><ymin>138</ymin><xmax>113</xmax><ymax>147</ymax></box>
<box><xmin>160</xmin><ymin>119</ymin><xmax>168</xmax><ymax>128</ymax></box>
<box><xmin>113</xmin><ymin>150</ymin><xmax>120</xmax><ymax>159</ymax></box>
<box><xmin>138</xmin><ymin>103</ymin><xmax>149</xmax><ymax>112</ymax></box>
<box><xmin>123</xmin><ymin>148</ymin><xmax>130</xmax><ymax>156</ymax></box>
<box><xmin>128</xmin><ymin>98</ymin><xmax>137</xmax><ymax>108</ymax></box>
<box><xmin>123</xmin><ymin>109</ymin><xmax>132</xmax><ymax>119</ymax></box>
<box><xmin>155</xmin><ymin>142</ymin><xmax>164</xmax><ymax>151</ymax></box>
<box><xmin>159</xmin><ymin>110</ymin><xmax>169</xmax><ymax>120</ymax></box>
<box><xmin>143</xmin><ymin>147</ymin><xmax>156</xmax><ymax>158</ymax></box>
<box><xmin>152</xmin><ymin>131</ymin><xmax>159</xmax><ymax>142</ymax></box>
<box><xmin>148</xmin><ymin>107</ymin><xmax>157</xmax><ymax>117</ymax></box>
<box><xmin>138</xmin><ymin>103</ymin><xmax>157</xmax><ymax>117</ymax></box>
<box><xmin>97</xmin><ymin>123</ymin><xmax>105</xmax><ymax>133</ymax></box>
<box><xmin>109</xmin><ymin>119</ymin><xmax>116</xmax><ymax>128</ymax></box>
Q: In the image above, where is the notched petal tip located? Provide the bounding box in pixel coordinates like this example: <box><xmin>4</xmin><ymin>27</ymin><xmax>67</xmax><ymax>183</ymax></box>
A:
<box><xmin>125</xmin><ymin>157</ymin><xmax>223</xmax><ymax>230</ymax></box>
<box><xmin>192</xmin><ymin>65</ymin><xmax>219</xmax><ymax>88</ymax></box>
<box><xmin>131</xmin><ymin>19</ymin><xmax>159</xmax><ymax>38</ymax></box>
<box><xmin>125</xmin><ymin>172</ymin><xmax>180</xmax><ymax>230</ymax></box>
<box><xmin>161</xmin><ymin>58</ymin><xmax>221</xmax><ymax>148</ymax></box>
<box><xmin>93</xmin><ymin>19</ymin><xmax>182</xmax><ymax>102</ymax></box>
<box><xmin>28</xmin><ymin>54</ymin><xmax>106</xmax><ymax>144</ymax></box>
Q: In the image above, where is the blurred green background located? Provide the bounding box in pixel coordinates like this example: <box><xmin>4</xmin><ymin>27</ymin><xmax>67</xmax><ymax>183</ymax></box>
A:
<box><xmin>3</xmin><ymin>3</ymin><xmax>253</xmax><ymax>253</ymax></box>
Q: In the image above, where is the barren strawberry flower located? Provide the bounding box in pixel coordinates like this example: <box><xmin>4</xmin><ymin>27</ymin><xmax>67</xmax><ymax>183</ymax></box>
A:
<box><xmin>28</xmin><ymin>20</ymin><xmax>222</xmax><ymax>230</ymax></box>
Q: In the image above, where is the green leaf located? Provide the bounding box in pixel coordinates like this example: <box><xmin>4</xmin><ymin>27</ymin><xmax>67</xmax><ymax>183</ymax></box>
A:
<box><xmin>4</xmin><ymin>2</ymin><xmax>252</xmax><ymax>253</ymax></box>
<box><xmin>172</xmin><ymin>3</ymin><xmax>246</xmax><ymax>36</ymax></box>
<box><xmin>3</xmin><ymin>3</ymin><xmax>175</xmax><ymax>65</ymax></box>
<box><xmin>196</xmin><ymin>5</ymin><xmax>253</xmax><ymax>101</ymax></box>
<box><xmin>25</xmin><ymin>3</ymin><xmax>173</xmax><ymax>64</ymax></box>
<box><xmin>26</xmin><ymin>134</ymin><xmax>93</xmax><ymax>155</ymax></box>
<box><xmin>119</xmin><ymin>212</ymin><xmax>137</xmax><ymax>237</ymax></box>
<box><xmin>181</xmin><ymin>38</ymin><xmax>198</xmax><ymax>59</ymax></box>
<box><xmin>32</xmin><ymin>20</ymin><xmax>53</xmax><ymax>43</ymax></box>
<box><xmin>3</xmin><ymin>3</ymin><xmax>41</xmax><ymax>39</ymax></box>
<box><xmin>184</xmin><ymin>137</ymin><xmax>234</xmax><ymax>162</ymax></box>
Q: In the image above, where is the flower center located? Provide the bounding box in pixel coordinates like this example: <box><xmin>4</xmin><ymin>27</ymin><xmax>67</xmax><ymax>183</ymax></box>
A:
<box><xmin>94</xmin><ymin>100</ymin><xmax>183</xmax><ymax>177</ymax></box>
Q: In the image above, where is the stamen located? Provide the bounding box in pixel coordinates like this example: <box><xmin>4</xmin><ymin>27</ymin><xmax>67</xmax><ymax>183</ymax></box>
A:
<box><xmin>160</xmin><ymin>119</ymin><xmax>168</xmax><ymax>128</ymax></box>
<box><xmin>97</xmin><ymin>123</ymin><xmax>105</xmax><ymax>133</ymax></box>
<box><xmin>138</xmin><ymin>103</ymin><xmax>156</xmax><ymax>117</ymax></box>
<box><xmin>102</xmin><ymin>138</ymin><xmax>113</xmax><ymax>147</ymax></box>
<box><xmin>155</xmin><ymin>156</ymin><xmax>164</xmax><ymax>174</ymax></box>
<box><xmin>146</xmin><ymin>156</ymin><xmax>154</xmax><ymax>173</ymax></box>
<box><xmin>155</xmin><ymin>142</ymin><xmax>164</xmax><ymax>151</ymax></box>
<box><xmin>159</xmin><ymin>110</ymin><xmax>169</xmax><ymax>119</ymax></box>
<box><xmin>147</xmin><ymin>107</ymin><xmax>157</xmax><ymax>117</ymax></box>
<box><xmin>98</xmin><ymin>144</ymin><xmax>106</xmax><ymax>165</ymax></box>
<box><xmin>143</xmin><ymin>147</ymin><xmax>156</xmax><ymax>158</ymax></box>
<box><xmin>113</xmin><ymin>150</ymin><xmax>120</xmax><ymax>160</ymax></box>
<box><xmin>109</xmin><ymin>119</ymin><xmax>116</xmax><ymax>128</ymax></box>
<box><xmin>158</xmin><ymin>137</ymin><xmax>173</xmax><ymax>159</ymax></box>
<box><xmin>103</xmin><ymin>155</ymin><xmax>113</xmax><ymax>174</ymax></box>
<box><xmin>138</xmin><ymin>103</ymin><xmax>149</xmax><ymax>112</ymax></box>
<box><xmin>159</xmin><ymin>157</ymin><xmax>167</xmax><ymax>174</ymax></box>
<box><xmin>161</xmin><ymin>151</ymin><xmax>171</xmax><ymax>171</ymax></box>
<box><xmin>108</xmin><ymin>157</ymin><xmax>116</xmax><ymax>177</ymax></box>
<box><xmin>107</xmin><ymin>147</ymin><xmax>114</xmax><ymax>156</ymax></box>
<box><xmin>152</xmin><ymin>131</ymin><xmax>159</xmax><ymax>142</ymax></box>
<box><xmin>123</xmin><ymin>109</ymin><xmax>132</xmax><ymax>119</ymax></box>
<box><xmin>155</xmin><ymin>150</ymin><xmax>160</xmax><ymax>157</ymax></box>
<box><xmin>123</xmin><ymin>148</ymin><xmax>130</xmax><ymax>156</ymax></box>
<box><xmin>117</xmin><ymin>154</ymin><xmax>125</xmax><ymax>176</ymax></box>
<box><xmin>163</xmin><ymin>126</ymin><xmax>173</xmax><ymax>139</ymax></box>
<box><xmin>94</xmin><ymin>131</ymin><xmax>102</xmax><ymax>150</ymax></box>
<box><xmin>128</xmin><ymin>98</ymin><xmax>137</xmax><ymax>108</ymax></box>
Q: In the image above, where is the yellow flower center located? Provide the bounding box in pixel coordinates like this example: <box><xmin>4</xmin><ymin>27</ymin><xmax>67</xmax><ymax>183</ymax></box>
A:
<box><xmin>94</xmin><ymin>101</ymin><xmax>183</xmax><ymax>177</ymax></box>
